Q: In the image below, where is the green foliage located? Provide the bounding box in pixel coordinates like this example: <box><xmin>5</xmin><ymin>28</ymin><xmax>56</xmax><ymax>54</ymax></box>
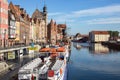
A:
<box><xmin>108</xmin><ymin>31</ymin><xmax>119</xmax><ymax>37</ymax></box>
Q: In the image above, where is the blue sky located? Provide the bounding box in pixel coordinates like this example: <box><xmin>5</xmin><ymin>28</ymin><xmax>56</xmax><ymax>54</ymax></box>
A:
<box><xmin>8</xmin><ymin>0</ymin><xmax>120</xmax><ymax>35</ymax></box>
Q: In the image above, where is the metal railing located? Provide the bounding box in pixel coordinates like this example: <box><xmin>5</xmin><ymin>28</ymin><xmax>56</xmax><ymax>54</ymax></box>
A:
<box><xmin>0</xmin><ymin>43</ymin><xmax>42</xmax><ymax>50</ymax></box>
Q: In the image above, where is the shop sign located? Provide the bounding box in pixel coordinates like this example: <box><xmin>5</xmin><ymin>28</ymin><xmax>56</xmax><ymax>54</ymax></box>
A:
<box><xmin>8</xmin><ymin>51</ymin><xmax>15</xmax><ymax>59</ymax></box>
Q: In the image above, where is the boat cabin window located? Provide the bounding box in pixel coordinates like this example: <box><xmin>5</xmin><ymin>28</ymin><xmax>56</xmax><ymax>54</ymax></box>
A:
<box><xmin>39</xmin><ymin>52</ymin><xmax>50</xmax><ymax>57</ymax></box>
<box><xmin>59</xmin><ymin>53</ymin><xmax>64</xmax><ymax>56</ymax></box>
<box><xmin>50</xmin><ymin>46</ymin><xmax>59</xmax><ymax>48</ymax></box>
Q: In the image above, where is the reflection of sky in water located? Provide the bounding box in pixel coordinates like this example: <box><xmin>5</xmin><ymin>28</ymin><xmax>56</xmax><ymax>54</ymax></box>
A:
<box><xmin>68</xmin><ymin>43</ymin><xmax>120</xmax><ymax>80</ymax></box>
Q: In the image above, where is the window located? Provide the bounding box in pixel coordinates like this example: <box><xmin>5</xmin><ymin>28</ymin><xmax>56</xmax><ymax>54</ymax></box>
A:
<box><xmin>0</xmin><ymin>40</ymin><xmax>2</xmax><ymax>46</ymax></box>
<box><xmin>0</xmin><ymin>8</ymin><xmax>8</xmax><ymax>14</ymax></box>
<box><xmin>0</xmin><ymin>17</ymin><xmax>1</xmax><ymax>23</ymax></box>
<box><xmin>1</xmin><ymin>18</ymin><xmax>8</xmax><ymax>24</ymax></box>
<box><xmin>9</xmin><ymin>28</ymin><xmax>16</xmax><ymax>38</ymax></box>
<box><xmin>0</xmin><ymin>8</ymin><xmax>1</xmax><ymax>13</ymax></box>
<box><xmin>3</xmin><ymin>0</ymin><xmax>8</xmax><ymax>4</ymax></box>
<box><xmin>5</xmin><ymin>40</ymin><xmax>7</xmax><ymax>45</ymax></box>
<box><xmin>0</xmin><ymin>28</ymin><xmax>1</xmax><ymax>35</ymax></box>
<box><xmin>0</xmin><ymin>8</ymin><xmax>3</xmax><ymax>13</ymax></box>
<box><xmin>10</xmin><ymin>20</ymin><xmax>15</xmax><ymax>26</ymax></box>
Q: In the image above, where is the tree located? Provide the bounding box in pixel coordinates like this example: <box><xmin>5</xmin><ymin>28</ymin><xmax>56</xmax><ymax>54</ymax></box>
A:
<box><xmin>108</xmin><ymin>31</ymin><xmax>119</xmax><ymax>40</ymax></box>
<box><xmin>113</xmin><ymin>31</ymin><xmax>119</xmax><ymax>37</ymax></box>
<box><xmin>108</xmin><ymin>31</ymin><xmax>112</xmax><ymax>37</ymax></box>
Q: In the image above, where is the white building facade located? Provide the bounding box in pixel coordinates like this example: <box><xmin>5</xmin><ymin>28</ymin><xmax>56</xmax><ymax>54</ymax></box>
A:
<box><xmin>89</xmin><ymin>31</ymin><xmax>110</xmax><ymax>42</ymax></box>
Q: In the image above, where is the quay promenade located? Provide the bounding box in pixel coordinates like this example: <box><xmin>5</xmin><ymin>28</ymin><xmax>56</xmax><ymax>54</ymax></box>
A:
<box><xmin>0</xmin><ymin>45</ymin><xmax>29</xmax><ymax>53</ymax></box>
<box><xmin>0</xmin><ymin>51</ymin><xmax>40</xmax><ymax>80</ymax></box>
<box><xmin>0</xmin><ymin>44</ymin><xmax>42</xmax><ymax>75</ymax></box>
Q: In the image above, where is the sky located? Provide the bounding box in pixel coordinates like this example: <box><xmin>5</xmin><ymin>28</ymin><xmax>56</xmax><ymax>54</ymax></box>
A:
<box><xmin>8</xmin><ymin>0</ymin><xmax>120</xmax><ymax>35</ymax></box>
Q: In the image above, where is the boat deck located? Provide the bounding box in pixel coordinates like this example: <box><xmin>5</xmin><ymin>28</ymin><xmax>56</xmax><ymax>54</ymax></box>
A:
<box><xmin>39</xmin><ymin>57</ymin><xmax>57</xmax><ymax>80</ymax></box>
<box><xmin>18</xmin><ymin>45</ymin><xmax>69</xmax><ymax>80</ymax></box>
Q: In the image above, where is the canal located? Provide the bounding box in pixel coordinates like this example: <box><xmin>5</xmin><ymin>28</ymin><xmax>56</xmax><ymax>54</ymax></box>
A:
<box><xmin>1</xmin><ymin>43</ymin><xmax>120</xmax><ymax>80</ymax></box>
<box><xmin>68</xmin><ymin>42</ymin><xmax>120</xmax><ymax>80</ymax></box>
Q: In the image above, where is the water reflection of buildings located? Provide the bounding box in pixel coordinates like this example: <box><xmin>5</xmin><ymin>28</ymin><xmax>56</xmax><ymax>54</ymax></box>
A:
<box><xmin>89</xmin><ymin>43</ymin><xmax>109</xmax><ymax>54</ymax></box>
<box><xmin>73</xmin><ymin>43</ymin><xmax>81</xmax><ymax>50</ymax></box>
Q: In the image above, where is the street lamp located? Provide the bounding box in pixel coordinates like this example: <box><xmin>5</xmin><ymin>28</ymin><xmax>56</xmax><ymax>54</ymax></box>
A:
<box><xmin>4</xmin><ymin>29</ymin><xmax>6</xmax><ymax>48</ymax></box>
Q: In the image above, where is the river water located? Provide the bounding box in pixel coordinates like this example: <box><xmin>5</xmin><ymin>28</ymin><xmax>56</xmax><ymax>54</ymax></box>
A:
<box><xmin>68</xmin><ymin>42</ymin><xmax>120</xmax><ymax>80</ymax></box>
<box><xmin>1</xmin><ymin>43</ymin><xmax>120</xmax><ymax>80</ymax></box>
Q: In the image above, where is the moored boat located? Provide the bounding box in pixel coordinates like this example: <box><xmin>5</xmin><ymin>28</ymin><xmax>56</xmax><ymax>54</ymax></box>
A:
<box><xmin>18</xmin><ymin>44</ymin><xmax>70</xmax><ymax>80</ymax></box>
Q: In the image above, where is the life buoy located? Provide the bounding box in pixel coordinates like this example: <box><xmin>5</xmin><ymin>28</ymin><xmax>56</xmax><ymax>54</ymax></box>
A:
<box><xmin>48</xmin><ymin>70</ymin><xmax>54</xmax><ymax>77</ymax></box>
<box><xmin>31</xmin><ymin>74</ymin><xmax>34</xmax><ymax>80</ymax></box>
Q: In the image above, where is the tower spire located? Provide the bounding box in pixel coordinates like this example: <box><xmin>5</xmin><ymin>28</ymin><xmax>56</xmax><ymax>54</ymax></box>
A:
<box><xmin>43</xmin><ymin>0</ymin><xmax>47</xmax><ymax>13</ymax></box>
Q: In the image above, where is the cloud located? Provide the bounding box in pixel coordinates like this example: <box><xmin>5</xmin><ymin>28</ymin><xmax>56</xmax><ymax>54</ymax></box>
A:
<box><xmin>84</xmin><ymin>17</ymin><xmax>120</xmax><ymax>24</ymax></box>
<box><xmin>48</xmin><ymin>5</ymin><xmax>120</xmax><ymax>23</ymax></box>
<box><xmin>72</xmin><ymin>5</ymin><xmax>120</xmax><ymax>17</ymax></box>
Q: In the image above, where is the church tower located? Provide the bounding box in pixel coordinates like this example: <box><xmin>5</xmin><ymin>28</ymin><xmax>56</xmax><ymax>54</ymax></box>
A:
<box><xmin>43</xmin><ymin>1</ymin><xmax>47</xmax><ymax>42</ymax></box>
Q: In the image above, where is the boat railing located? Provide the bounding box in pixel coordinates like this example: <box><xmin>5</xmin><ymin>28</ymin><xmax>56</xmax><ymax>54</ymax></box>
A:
<box><xmin>52</xmin><ymin>60</ymin><xmax>64</xmax><ymax>71</ymax></box>
<box><xmin>20</xmin><ymin>58</ymin><xmax>42</xmax><ymax>70</ymax></box>
<box><xmin>39</xmin><ymin>59</ymin><xmax>51</xmax><ymax>74</ymax></box>
<box><xmin>18</xmin><ymin>58</ymin><xmax>42</xmax><ymax>76</ymax></box>
<box><xmin>18</xmin><ymin>69</ymin><xmax>31</xmax><ymax>74</ymax></box>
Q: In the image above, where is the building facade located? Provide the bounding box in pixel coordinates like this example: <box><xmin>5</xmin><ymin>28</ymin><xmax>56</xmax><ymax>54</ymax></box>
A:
<box><xmin>8</xmin><ymin>9</ymin><xmax>16</xmax><ymax>46</ymax></box>
<box><xmin>31</xmin><ymin>6</ymin><xmax>47</xmax><ymax>44</ymax></box>
<box><xmin>47</xmin><ymin>19</ymin><xmax>57</xmax><ymax>44</ymax></box>
<box><xmin>20</xmin><ymin>8</ymin><xmax>30</xmax><ymax>45</ymax></box>
<box><xmin>9</xmin><ymin>2</ymin><xmax>30</xmax><ymax>45</ymax></box>
<box><xmin>89</xmin><ymin>31</ymin><xmax>110</xmax><ymax>42</ymax></box>
<box><xmin>11</xmin><ymin>4</ymin><xmax>21</xmax><ymax>44</ymax></box>
<box><xmin>0</xmin><ymin>0</ymin><xmax>8</xmax><ymax>48</ymax></box>
<box><xmin>57</xmin><ymin>24</ymin><xmax>66</xmax><ymax>41</ymax></box>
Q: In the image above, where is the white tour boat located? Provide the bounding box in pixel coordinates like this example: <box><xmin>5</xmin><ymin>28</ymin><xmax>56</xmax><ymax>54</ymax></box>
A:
<box><xmin>18</xmin><ymin>44</ymin><xmax>70</xmax><ymax>80</ymax></box>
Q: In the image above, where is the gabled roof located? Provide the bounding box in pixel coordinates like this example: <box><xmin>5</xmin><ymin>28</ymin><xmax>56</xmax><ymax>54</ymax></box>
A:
<box><xmin>48</xmin><ymin>19</ymin><xmax>55</xmax><ymax>27</ymax></box>
<box><xmin>57</xmin><ymin>24</ymin><xmax>66</xmax><ymax>29</ymax></box>
<box><xmin>9</xmin><ymin>2</ymin><xmax>21</xmax><ymax>21</ymax></box>
<box><xmin>32</xmin><ymin>9</ymin><xmax>43</xmax><ymax>19</ymax></box>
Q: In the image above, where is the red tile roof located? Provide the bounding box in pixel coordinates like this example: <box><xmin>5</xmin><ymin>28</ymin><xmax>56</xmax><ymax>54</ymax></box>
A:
<box><xmin>57</xmin><ymin>24</ymin><xmax>66</xmax><ymax>29</ymax></box>
<box><xmin>91</xmin><ymin>31</ymin><xmax>109</xmax><ymax>34</ymax></box>
<box><xmin>32</xmin><ymin>9</ymin><xmax>43</xmax><ymax>19</ymax></box>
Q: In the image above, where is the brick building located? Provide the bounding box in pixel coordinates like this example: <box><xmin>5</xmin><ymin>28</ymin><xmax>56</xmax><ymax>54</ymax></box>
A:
<box><xmin>20</xmin><ymin>8</ymin><xmax>30</xmax><ymax>45</ymax></box>
<box><xmin>57</xmin><ymin>24</ymin><xmax>66</xmax><ymax>41</ymax></box>
<box><xmin>47</xmin><ymin>19</ymin><xmax>57</xmax><ymax>44</ymax></box>
<box><xmin>0</xmin><ymin>0</ymin><xmax>8</xmax><ymax>48</ymax></box>
<box><xmin>9</xmin><ymin>2</ymin><xmax>30</xmax><ymax>45</ymax></box>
